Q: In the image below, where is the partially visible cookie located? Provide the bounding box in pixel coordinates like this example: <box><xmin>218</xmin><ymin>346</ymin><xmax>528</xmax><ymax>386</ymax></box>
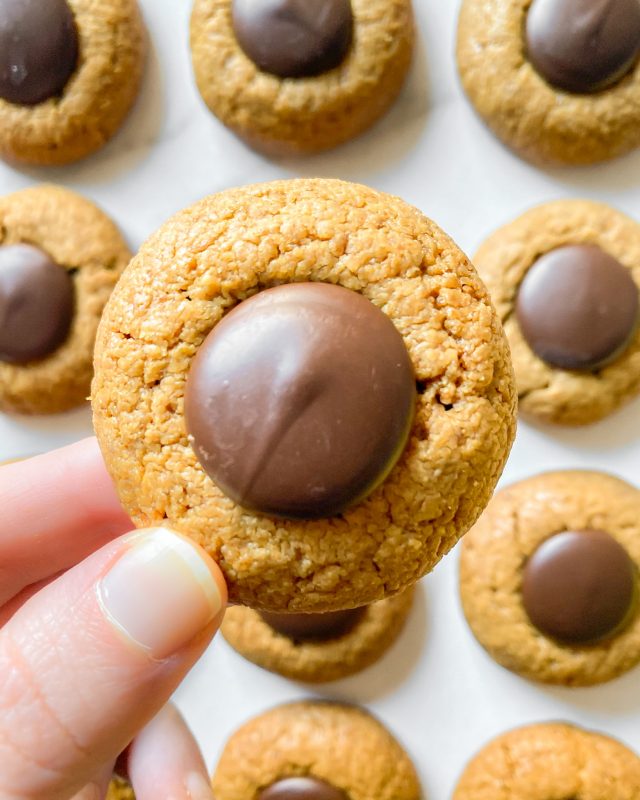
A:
<box><xmin>222</xmin><ymin>587</ymin><xmax>414</xmax><ymax>682</ymax></box>
<box><xmin>460</xmin><ymin>470</ymin><xmax>640</xmax><ymax>686</ymax></box>
<box><xmin>0</xmin><ymin>0</ymin><xmax>146</xmax><ymax>165</ymax></box>
<box><xmin>0</xmin><ymin>185</ymin><xmax>131</xmax><ymax>415</ymax></box>
<box><xmin>212</xmin><ymin>701</ymin><xmax>421</xmax><ymax>800</ymax></box>
<box><xmin>453</xmin><ymin>722</ymin><xmax>640</xmax><ymax>800</ymax></box>
<box><xmin>107</xmin><ymin>777</ymin><xmax>134</xmax><ymax>800</ymax></box>
<box><xmin>190</xmin><ymin>0</ymin><xmax>414</xmax><ymax>155</ymax></box>
<box><xmin>457</xmin><ymin>0</ymin><xmax>640</xmax><ymax>165</ymax></box>
<box><xmin>474</xmin><ymin>199</ymin><xmax>640</xmax><ymax>426</ymax></box>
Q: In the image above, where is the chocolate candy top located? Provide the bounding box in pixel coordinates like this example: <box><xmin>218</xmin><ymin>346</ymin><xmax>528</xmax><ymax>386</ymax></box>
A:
<box><xmin>522</xmin><ymin>529</ymin><xmax>637</xmax><ymax>645</ymax></box>
<box><xmin>525</xmin><ymin>0</ymin><xmax>640</xmax><ymax>94</ymax></box>
<box><xmin>258</xmin><ymin>777</ymin><xmax>347</xmax><ymax>800</ymax></box>
<box><xmin>516</xmin><ymin>244</ymin><xmax>638</xmax><ymax>371</ymax></box>
<box><xmin>0</xmin><ymin>0</ymin><xmax>79</xmax><ymax>106</ymax></box>
<box><xmin>259</xmin><ymin>607</ymin><xmax>367</xmax><ymax>641</ymax></box>
<box><xmin>232</xmin><ymin>0</ymin><xmax>354</xmax><ymax>79</ymax></box>
<box><xmin>0</xmin><ymin>244</ymin><xmax>74</xmax><ymax>364</ymax></box>
<box><xmin>184</xmin><ymin>282</ymin><xmax>415</xmax><ymax>520</ymax></box>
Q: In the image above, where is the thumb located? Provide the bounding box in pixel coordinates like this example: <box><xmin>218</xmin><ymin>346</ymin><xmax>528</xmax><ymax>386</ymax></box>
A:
<box><xmin>0</xmin><ymin>527</ymin><xmax>226</xmax><ymax>800</ymax></box>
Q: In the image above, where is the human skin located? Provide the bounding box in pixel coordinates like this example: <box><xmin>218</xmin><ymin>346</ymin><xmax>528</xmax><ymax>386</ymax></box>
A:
<box><xmin>0</xmin><ymin>438</ymin><xmax>227</xmax><ymax>800</ymax></box>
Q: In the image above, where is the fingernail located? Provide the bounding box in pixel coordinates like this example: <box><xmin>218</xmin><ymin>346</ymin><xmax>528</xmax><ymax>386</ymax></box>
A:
<box><xmin>185</xmin><ymin>771</ymin><xmax>215</xmax><ymax>799</ymax></box>
<box><xmin>97</xmin><ymin>528</ymin><xmax>222</xmax><ymax>660</ymax></box>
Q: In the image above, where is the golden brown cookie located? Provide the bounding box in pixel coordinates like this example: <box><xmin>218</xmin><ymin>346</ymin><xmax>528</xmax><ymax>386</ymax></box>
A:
<box><xmin>474</xmin><ymin>199</ymin><xmax>640</xmax><ymax>426</ymax></box>
<box><xmin>0</xmin><ymin>185</ymin><xmax>131</xmax><ymax>415</ymax></box>
<box><xmin>0</xmin><ymin>0</ymin><xmax>146</xmax><ymax>166</ymax></box>
<box><xmin>222</xmin><ymin>587</ymin><xmax>414</xmax><ymax>682</ymax></box>
<box><xmin>212</xmin><ymin>701</ymin><xmax>421</xmax><ymax>800</ymax></box>
<box><xmin>460</xmin><ymin>470</ymin><xmax>640</xmax><ymax>687</ymax></box>
<box><xmin>92</xmin><ymin>178</ymin><xmax>516</xmax><ymax>613</ymax></box>
<box><xmin>456</xmin><ymin>0</ymin><xmax>640</xmax><ymax>165</ymax></box>
<box><xmin>190</xmin><ymin>0</ymin><xmax>414</xmax><ymax>155</ymax></box>
<box><xmin>107</xmin><ymin>777</ymin><xmax>134</xmax><ymax>800</ymax></box>
<box><xmin>453</xmin><ymin>722</ymin><xmax>640</xmax><ymax>800</ymax></box>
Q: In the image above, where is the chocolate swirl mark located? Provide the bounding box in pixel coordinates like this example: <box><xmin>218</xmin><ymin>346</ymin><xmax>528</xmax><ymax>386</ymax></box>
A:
<box><xmin>184</xmin><ymin>283</ymin><xmax>415</xmax><ymax>520</ymax></box>
<box><xmin>526</xmin><ymin>0</ymin><xmax>640</xmax><ymax>93</ymax></box>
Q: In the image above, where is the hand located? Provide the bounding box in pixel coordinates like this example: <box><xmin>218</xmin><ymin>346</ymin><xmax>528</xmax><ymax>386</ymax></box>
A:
<box><xmin>0</xmin><ymin>439</ymin><xmax>227</xmax><ymax>800</ymax></box>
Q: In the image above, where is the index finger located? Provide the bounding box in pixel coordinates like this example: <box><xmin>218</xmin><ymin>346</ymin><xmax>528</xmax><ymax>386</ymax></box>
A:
<box><xmin>0</xmin><ymin>437</ymin><xmax>131</xmax><ymax>606</ymax></box>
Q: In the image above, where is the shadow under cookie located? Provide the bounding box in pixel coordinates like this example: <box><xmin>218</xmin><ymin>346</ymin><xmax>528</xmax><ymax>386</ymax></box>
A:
<box><xmin>222</xmin><ymin>587</ymin><xmax>415</xmax><ymax>682</ymax></box>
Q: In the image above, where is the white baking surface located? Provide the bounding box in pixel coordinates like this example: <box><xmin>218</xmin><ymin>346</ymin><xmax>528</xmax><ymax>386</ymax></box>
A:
<box><xmin>2</xmin><ymin>1</ymin><xmax>640</xmax><ymax>796</ymax></box>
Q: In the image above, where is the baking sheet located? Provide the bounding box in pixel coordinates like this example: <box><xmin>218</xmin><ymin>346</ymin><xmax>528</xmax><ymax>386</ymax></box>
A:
<box><xmin>2</xmin><ymin>1</ymin><xmax>640</xmax><ymax>795</ymax></box>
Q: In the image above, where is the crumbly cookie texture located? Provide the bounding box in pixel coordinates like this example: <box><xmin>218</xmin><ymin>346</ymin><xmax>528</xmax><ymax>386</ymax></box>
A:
<box><xmin>0</xmin><ymin>185</ymin><xmax>131</xmax><ymax>415</ymax></box>
<box><xmin>190</xmin><ymin>0</ymin><xmax>414</xmax><ymax>155</ymax></box>
<box><xmin>212</xmin><ymin>702</ymin><xmax>421</xmax><ymax>800</ymax></box>
<box><xmin>106</xmin><ymin>778</ymin><xmax>134</xmax><ymax>800</ymax></box>
<box><xmin>453</xmin><ymin>723</ymin><xmax>640</xmax><ymax>800</ymax></box>
<box><xmin>460</xmin><ymin>470</ymin><xmax>640</xmax><ymax>686</ymax></box>
<box><xmin>222</xmin><ymin>586</ymin><xmax>414</xmax><ymax>682</ymax></box>
<box><xmin>456</xmin><ymin>0</ymin><xmax>640</xmax><ymax>165</ymax></box>
<box><xmin>0</xmin><ymin>0</ymin><xmax>146</xmax><ymax>166</ymax></box>
<box><xmin>474</xmin><ymin>199</ymin><xmax>640</xmax><ymax>426</ymax></box>
<box><xmin>92</xmin><ymin>178</ymin><xmax>516</xmax><ymax>612</ymax></box>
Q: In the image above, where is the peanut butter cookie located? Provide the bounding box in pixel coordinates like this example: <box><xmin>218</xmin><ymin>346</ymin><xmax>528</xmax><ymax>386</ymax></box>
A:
<box><xmin>457</xmin><ymin>0</ymin><xmax>640</xmax><ymax>165</ymax></box>
<box><xmin>453</xmin><ymin>722</ymin><xmax>640</xmax><ymax>800</ymax></box>
<box><xmin>474</xmin><ymin>199</ymin><xmax>640</xmax><ymax>426</ymax></box>
<box><xmin>0</xmin><ymin>0</ymin><xmax>146</xmax><ymax>166</ymax></box>
<box><xmin>460</xmin><ymin>470</ymin><xmax>640</xmax><ymax>686</ymax></box>
<box><xmin>0</xmin><ymin>185</ymin><xmax>131</xmax><ymax>415</ymax></box>
<box><xmin>212</xmin><ymin>702</ymin><xmax>421</xmax><ymax>800</ymax></box>
<box><xmin>222</xmin><ymin>587</ymin><xmax>414</xmax><ymax>682</ymax></box>
<box><xmin>92</xmin><ymin>178</ymin><xmax>516</xmax><ymax>612</ymax></box>
<box><xmin>190</xmin><ymin>0</ymin><xmax>414</xmax><ymax>155</ymax></box>
<box><xmin>107</xmin><ymin>777</ymin><xmax>134</xmax><ymax>800</ymax></box>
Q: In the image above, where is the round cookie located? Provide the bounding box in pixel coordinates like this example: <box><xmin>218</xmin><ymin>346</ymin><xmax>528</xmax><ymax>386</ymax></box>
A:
<box><xmin>456</xmin><ymin>0</ymin><xmax>640</xmax><ymax>165</ymax></box>
<box><xmin>221</xmin><ymin>587</ymin><xmax>414</xmax><ymax>682</ymax></box>
<box><xmin>212</xmin><ymin>701</ymin><xmax>421</xmax><ymax>800</ymax></box>
<box><xmin>190</xmin><ymin>0</ymin><xmax>414</xmax><ymax>155</ymax></box>
<box><xmin>92</xmin><ymin>178</ymin><xmax>516</xmax><ymax>612</ymax></box>
<box><xmin>474</xmin><ymin>199</ymin><xmax>640</xmax><ymax>426</ymax></box>
<box><xmin>0</xmin><ymin>0</ymin><xmax>146</xmax><ymax>166</ymax></box>
<box><xmin>107</xmin><ymin>777</ymin><xmax>134</xmax><ymax>800</ymax></box>
<box><xmin>460</xmin><ymin>470</ymin><xmax>640</xmax><ymax>686</ymax></box>
<box><xmin>453</xmin><ymin>722</ymin><xmax>640</xmax><ymax>800</ymax></box>
<box><xmin>0</xmin><ymin>185</ymin><xmax>131</xmax><ymax>415</ymax></box>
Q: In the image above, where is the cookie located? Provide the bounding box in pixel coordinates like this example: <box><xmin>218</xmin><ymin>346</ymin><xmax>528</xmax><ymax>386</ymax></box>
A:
<box><xmin>474</xmin><ymin>199</ymin><xmax>640</xmax><ymax>426</ymax></box>
<box><xmin>0</xmin><ymin>185</ymin><xmax>131</xmax><ymax>415</ymax></box>
<box><xmin>221</xmin><ymin>587</ymin><xmax>414</xmax><ymax>682</ymax></box>
<box><xmin>453</xmin><ymin>722</ymin><xmax>640</xmax><ymax>800</ymax></box>
<box><xmin>107</xmin><ymin>777</ymin><xmax>134</xmax><ymax>800</ymax></box>
<box><xmin>92</xmin><ymin>178</ymin><xmax>516</xmax><ymax>612</ymax></box>
<box><xmin>190</xmin><ymin>0</ymin><xmax>414</xmax><ymax>155</ymax></box>
<box><xmin>212</xmin><ymin>701</ymin><xmax>421</xmax><ymax>800</ymax></box>
<box><xmin>456</xmin><ymin>0</ymin><xmax>640</xmax><ymax>165</ymax></box>
<box><xmin>460</xmin><ymin>470</ymin><xmax>640</xmax><ymax>686</ymax></box>
<box><xmin>0</xmin><ymin>0</ymin><xmax>146</xmax><ymax>166</ymax></box>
